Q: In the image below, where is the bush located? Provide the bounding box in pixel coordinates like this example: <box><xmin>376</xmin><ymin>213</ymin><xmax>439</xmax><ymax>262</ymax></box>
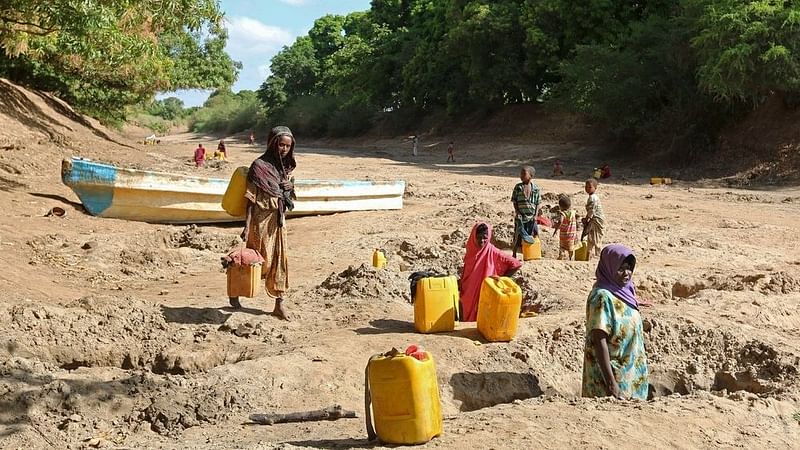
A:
<box><xmin>276</xmin><ymin>95</ymin><xmax>338</xmax><ymax>136</ymax></box>
<box><xmin>326</xmin><ymin>101</ymin><xmax>375</xmax><ymax>136</ymax></box>
<box><xmin>189</xmin><ymin>89</ymin><xmax>262</xmax><ymax>135</ymax></box>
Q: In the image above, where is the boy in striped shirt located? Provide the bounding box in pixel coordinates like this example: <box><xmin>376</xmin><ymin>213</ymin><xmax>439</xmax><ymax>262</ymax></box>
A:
<box><xmin>511</xmin><ymin>166</ymin><xmax>540</xmax><ymax>259</ymax></box>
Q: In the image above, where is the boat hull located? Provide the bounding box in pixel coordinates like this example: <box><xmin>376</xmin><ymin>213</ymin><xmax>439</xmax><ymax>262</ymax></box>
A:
<box><xmin>61</xmin><ymin>158</ymin><xmax>405</xmax><ymax>224</ymax></box>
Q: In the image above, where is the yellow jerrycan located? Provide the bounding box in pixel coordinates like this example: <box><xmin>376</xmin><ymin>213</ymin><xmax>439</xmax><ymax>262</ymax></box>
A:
<box><xmin>227</xmin><ymin>263</ymin><xmax>262</xmax><ymax>298</ymax></box>
<box><xmin>365</xmin><ymin>349</ymin><xmax>442</xmax><ymax>445</ymax></box>
<box><xmin>522</xmin><ymin>237</ymin><xmax>542</xmax><ymax>261</ymax></box>
<box><xmin>477</xmin><ymin>277</ymin><xmax>523</xmax><ymax>342</ymax></box>
<box><xmin>221</xmin><ymin>166</ymin><xmax>249</xmax><ymax>217</ymax></box>
<box><xmin>372</xmin><ymin>249</ymin><xmax>387</xmax><ymax>269</ymax></box>
<box><xmin>573</xmin><ymin>239</ymin><xmax>589</xmax><ymax>262</ymax></box>
<box><xmin>414</xmin><ymin>276</ymin><xmax>459</xmax><ymax>333</ymax></box>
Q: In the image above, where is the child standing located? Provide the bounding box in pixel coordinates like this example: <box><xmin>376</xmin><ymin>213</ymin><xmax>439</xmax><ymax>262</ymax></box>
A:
<box><xmin>552</xmin><ymin>194</ymin><xmax>578</xmax><ymax>260</ymax></box>
<box><xmin>511</xmin><ymin>166</ymin><xmax>540</xmax><ymax>259</ymax></box>
<box><xmin>447</xmin><ymin>141</ymin><xmax>455</xmax><ymax>163</ymax></box>
<box><xmin>194</xmin><ymin>144</ymin><xmax>206</xmax><ymax>167</ymax></box>
<box><xmin>217</xmin><ymin>140</ymin><xmax>228</xmax><ymax>160</ymax></box>
<box><xmin>582</xmin><ymin>178</ymin><xmax>605</xmax><ymax>258</ymax></box>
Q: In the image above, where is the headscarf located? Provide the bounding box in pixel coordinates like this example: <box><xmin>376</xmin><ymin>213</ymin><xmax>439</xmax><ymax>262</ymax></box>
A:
<box><xmin>247</xmin><ymin>126</ymin><xmax>297</xmax><ymax>225</ymax></box>
<box><xmin>594</xmin><ymin>244</ymin><xmax>638</xmax><ymax>310</ymax></box>
<box><xmin>460</xmin><ymin>222</ymin><xmax>511</xmax><ymax>322</ymax></box>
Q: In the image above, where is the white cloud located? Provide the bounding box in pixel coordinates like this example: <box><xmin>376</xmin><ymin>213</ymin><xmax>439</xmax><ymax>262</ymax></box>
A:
<box><xmin>225</xmin><ymin>16</ymin><xmax>293</xmax><ymax>55</ymax></box>
<box><xmin>223</xmin><ymin>16</ymin><xmax>297</xmax><ymax>92</ymax></box>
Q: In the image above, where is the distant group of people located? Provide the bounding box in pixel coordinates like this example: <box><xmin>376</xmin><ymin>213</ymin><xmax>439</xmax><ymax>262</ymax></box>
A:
<box><xmin>406</xmin><ymin>138</ymin><xmax>615</xmax><ymax>175</ymax></box>
<box><xmin>194</xmin><ymin>140</ymin><xmax>228</xmax><ymax>167</ymax></box>
<box><xmin>194</xmin><ymin>132</ymin><xmax>260</xmax><ymax>167</ymax></box>
<box><xmin>510</xmin><ymin>166</ymin><xmax>605</xmax><ymax>261</ymax></box>
<box><xmin>407</xmin><ymin>136</ymin><xmax>456</xmax><ymax>162</ymax></box>
<box><xmin>553</xmin><ymin>160</ymin><xmax>611</xmax><ymax>181</ymax></box>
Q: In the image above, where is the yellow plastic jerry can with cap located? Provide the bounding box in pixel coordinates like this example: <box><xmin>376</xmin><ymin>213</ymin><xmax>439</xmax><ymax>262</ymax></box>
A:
<box><xmin>222</xmin><ymin>166</ymin><xmax>249</xmax><ymax>217</ymax></box>
<box><xmin>573</xmin><ymin>240</ymin><xmax>589</xmax><ymax>262</ymax></box>
<box><xmin>522</xmin><ymin>237</ymin><xmax>542</xmax><ymax>261</ymax></box>
<box><xmin>372</xmin><ymin>249</ymin><xmax>387</xmax><ymax>269</ymax></box>
<box><xmin>366</xmin><ymin>351</ymin><xmax>442</xmax><ymax>445</ymax></box>
<box><xmin>477</xmin><ymin>277</ymin><xmax>523</xmax><ymax>342</ymax></box>
<box><xmin>414</xmin><ymin>276</ymin><xmax>459</xmax><ymax>333</ymax></box>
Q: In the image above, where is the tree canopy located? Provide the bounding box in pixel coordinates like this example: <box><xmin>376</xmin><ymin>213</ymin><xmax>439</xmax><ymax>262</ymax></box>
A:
<box><xmin>250</xmin><ymin>0</ymin><xmax>800</xmax><ymax>143</ymax></box>
<box><xmin>0</xmin><ymin>0</ymin><xmax>239</xmax><ymax>121</ymax></box>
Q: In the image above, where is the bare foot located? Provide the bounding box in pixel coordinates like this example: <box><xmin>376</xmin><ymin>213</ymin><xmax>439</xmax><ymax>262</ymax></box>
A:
<box><xmin>272</xmin><ymin>298</ymin><xmax>289</xmax><ymax>321</ymax></box>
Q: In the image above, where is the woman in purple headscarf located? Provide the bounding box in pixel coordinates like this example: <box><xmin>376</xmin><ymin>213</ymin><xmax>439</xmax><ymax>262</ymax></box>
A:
<box><xmin>236</xmin><ymin>126</ymin><xmax>296</xmax><ymax>320</ymax></box>
<box><xmin>582</xmin><ymin>244</ymin><xmax>649</xmax><ymax>400</ymax></box>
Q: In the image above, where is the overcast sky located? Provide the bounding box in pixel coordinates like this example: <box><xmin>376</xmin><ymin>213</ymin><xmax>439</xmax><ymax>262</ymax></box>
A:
<box><xmin>162</xmin><ymin>0</ymin><xmax>370</xmax><ymax>107</ymax></box>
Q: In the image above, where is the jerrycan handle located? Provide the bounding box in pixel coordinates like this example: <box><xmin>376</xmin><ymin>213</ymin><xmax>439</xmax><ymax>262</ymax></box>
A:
<box><xmin>364</xmin><ymin>348</ymin><xmax>401</xmax><ymax>441</ymax></box>
<box><xmin>496</xmin><ymin>277</ymin><xmax>515</xmax><ymax>294</ymax></box>
<box><xmin>364</xmin><ymin>353</ymin><xmax>381</xmax><ymax>441</ymax></box>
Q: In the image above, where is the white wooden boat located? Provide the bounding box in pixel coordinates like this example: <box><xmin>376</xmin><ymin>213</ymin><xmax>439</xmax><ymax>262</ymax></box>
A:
<box><xmin>61</xmin><ymin>157</ymin><xmax>406</xmax><ymax>224</ymax></box>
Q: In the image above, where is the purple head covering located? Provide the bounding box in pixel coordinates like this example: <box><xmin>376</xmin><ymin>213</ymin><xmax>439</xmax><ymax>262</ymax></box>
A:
<box><xmin>594</xmin><ymin>244</ymin><xmax>639</xmax><ymax>310</ymax></box>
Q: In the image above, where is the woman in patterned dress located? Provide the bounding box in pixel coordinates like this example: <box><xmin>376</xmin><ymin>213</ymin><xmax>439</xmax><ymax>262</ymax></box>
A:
<box><xmin>582</xmin><ymin>244</ymin><xmax>649</xmax><ymax>400</ymax></box>
<box><xmin>237</xmin><ymin>126</ymin><xmax>296</xmax><ymax>320</ymax></box>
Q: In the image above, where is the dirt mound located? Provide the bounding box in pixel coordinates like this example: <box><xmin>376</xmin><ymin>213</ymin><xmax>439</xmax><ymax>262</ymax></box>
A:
<box><xmin>0</xmin><ymin>357</ymin><xmax>252</xmax><ymax>442</ymax></box>
<box><xmin>139</xmin><ymin>381</ymin><xmax>246</xmax><ymax>436</ymax></box>
<box><xmin>317</xmin><ymin>264</ymin><xmax>410</xmax><ymax>303</ymax></box>
<box><xmin>491</xmin><ymin>223</ymin><xmax>515</xmax><ymax>250</ymax></box>
<box><xmin>441</xmin><ymin>229</ymin><xmax>468</xmax><ymax>245</ymax></box>
<box><xmin>1</xmin><ymin>295</ymin><xmax>267</xmax><ymax>374</ymax></box>
<box><xmin>671</xmin><ymin>271</ymin><xmax>800</xmax><ymax>298</ymax></box>
<box><xmin>460</xmin><ymin>202</ymin><xmax>504</xmax><ymax>225</ymax></box>
<box><xmin>636</xmin><ymin>273</ymin><xmax>674</xmax><ymax>303</ymax></box>
<box><xmin>27</xmin><ymin>226</ymin><xmax>239</xmax><ymax>286</ymax></box>
<box><xmin>169</xmin><ymin>225</ymin><xmax>240</xmax><ymax>252</ymax></box>
<box><xmin>645</xmin><ymin>317</ymin><xmax>798</xmax><ymax>396</ymax></box>
<box><xmin>387</xmin><ymin>239</ymin><xmax>463</xmax><ymax>275</ymax></box>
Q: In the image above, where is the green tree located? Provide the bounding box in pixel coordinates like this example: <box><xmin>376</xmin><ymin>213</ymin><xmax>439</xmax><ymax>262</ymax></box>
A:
<box><xmin>158</xmin><ymin>97</ymin><xmax>187</xmax><ymax>120</ymax></box>
<box><xmin>0</xmin><ymin>0</ymin><xmax>239</xmax><ymax>121</ymax></box>
<box><xmin>308</xmin><ymin>15</ymin><xmax>347</xmax><ymax>61</ymax></box>
<box><xmin>687</xmin><ymin>0</ymin><xmax>800</xmax><ymax>102</ymax></box>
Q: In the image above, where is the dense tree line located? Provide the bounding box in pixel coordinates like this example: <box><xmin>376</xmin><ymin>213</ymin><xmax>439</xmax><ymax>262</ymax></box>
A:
<box><xmin>3</xmin><ymin>0</ymin><xmax>797</xmax><ymax>147</ymax></box>
<box><xmin>0</xmin><ymin>0</ymin><xmax>239</xmax><ymax>122</ymax></box>
<box><xmin>249</xmin><ymin>0</ymin><xmax>800</xmax><ymax>146</ymax></box>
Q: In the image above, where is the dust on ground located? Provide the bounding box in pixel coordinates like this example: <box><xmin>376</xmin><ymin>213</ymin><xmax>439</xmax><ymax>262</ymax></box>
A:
<box><xmin>0</xmin><ymin>78</ymin><xmax>799</xmax><ymax>448</ymax></box>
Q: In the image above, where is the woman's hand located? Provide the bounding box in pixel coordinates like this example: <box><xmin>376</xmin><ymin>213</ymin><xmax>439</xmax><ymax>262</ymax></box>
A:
<box><xmin>592</xmin><ymin>329</ymin><xmax>623</xmax><ymax>400</ymax></box>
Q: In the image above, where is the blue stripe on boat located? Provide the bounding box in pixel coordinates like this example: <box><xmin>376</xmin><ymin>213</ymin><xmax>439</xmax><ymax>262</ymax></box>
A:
<box><xmin>61</xmin><ymin>158</ymin><xmax>116</xmax><ymax>216</ymax></box>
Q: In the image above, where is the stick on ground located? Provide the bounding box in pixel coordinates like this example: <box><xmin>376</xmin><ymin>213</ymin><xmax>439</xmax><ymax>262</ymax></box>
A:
<box><xmin>249</xmin><ymin>405</ymin><xmax>358</xmax><ymax>425</ymax></box>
